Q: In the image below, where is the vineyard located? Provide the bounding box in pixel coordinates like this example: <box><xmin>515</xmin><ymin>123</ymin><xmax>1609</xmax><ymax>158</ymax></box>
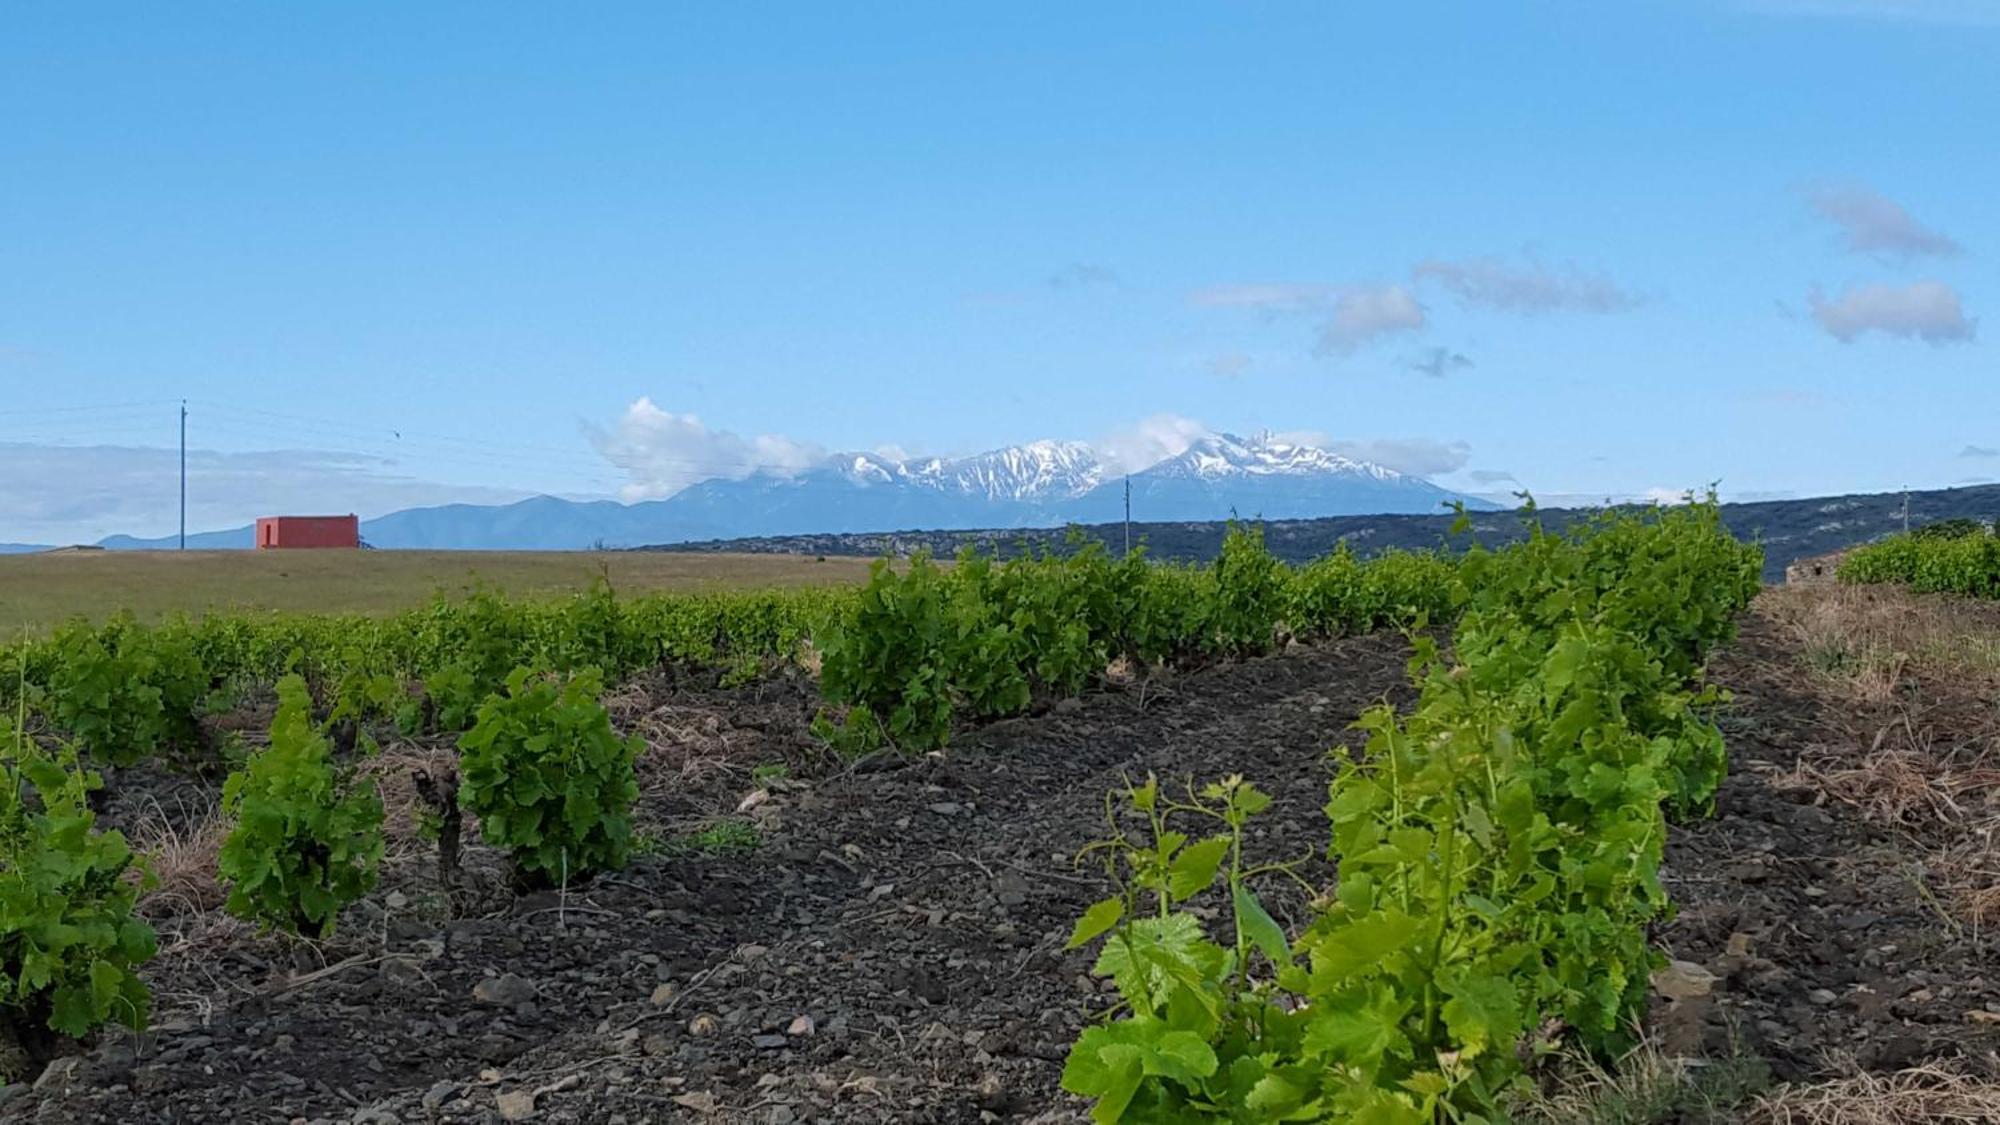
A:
<box><xmin>4</xmin><ymin>505</ymin><xmax>1998</xmax><ymax>1122</ymax></box>
<box><xmin>1837</xmin><ymin>520</ymin><xmax>2000</xmax><ymax>598</ymax></box>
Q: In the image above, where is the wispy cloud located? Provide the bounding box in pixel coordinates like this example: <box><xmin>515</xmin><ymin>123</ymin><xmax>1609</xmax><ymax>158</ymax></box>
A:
<box><xmin>1093</xmin><ymin>414</ymin><xmax>1215</xmax><ymax>475</ymax></box>
<box><xmin>587</xmin><ymin>398</ymin><xmax>826</xmax><ymax>501</ymax></box>
<box><xmin>1961</xmin><ymin>445</ymin><xmax>2000</xmax><ymax>459</ymax></box>
<box><xmin>1204</xmin><ymin>352</ymin><xmax>1253</xmax><ymax>378</ymax></box>
<box><xmin>1188</xmin><ymin>283</ymin><xmax>1339</xmax><ymax>315</ymax></box>
<box><xmin>1805</xmin><ymin>184</ymin><xmax>1960</xmax><ymax>259</ymax></box>
<box><xmin>1328</xmin><ymin>437</ymin><xmax>1472</xmax><ymax>476</ymax></box>
<box><xmin>1410</xmin><ymin>256</ymin><xmax>1637</xmax><ymax>314</ymax></box>
<box><xmin>1047</xmin><ymin>263</ymin><xmax>1120</xmax><ymax>290</ymax></box>
<box><xmin>1467</xmin><ymin>469</ymin><xmax>1517</xmax><ymax>484</ymax></box>
<box><xmin>1809</xmin><ymin>279</ymin><xmax>1976</xmax><ymax>344</ymax></box>
<box><xmin>1407</xmin><ymin>347</ymin><xmax>1474</xmax><ymax>378</ymax></box>
<box><xmin>0</xmin><ymin>443</ymin><xmax>528</xmax><ymax>544</ymax></box>
<box><xmin>1314</xmin><ymin>285</ymin><xmax>1427</xmax><ymax>355</ymax></box>
<box><xmin>1192</xmin><ymin>281</ymin><xmax>1426</xmax><ymax>356</ymax></box>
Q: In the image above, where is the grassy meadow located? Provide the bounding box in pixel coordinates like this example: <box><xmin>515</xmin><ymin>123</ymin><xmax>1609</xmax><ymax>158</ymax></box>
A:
<box><xmin>0</xmin><ymin>549</ymin><xmax>873</xmax><ymax>632</ymax></box>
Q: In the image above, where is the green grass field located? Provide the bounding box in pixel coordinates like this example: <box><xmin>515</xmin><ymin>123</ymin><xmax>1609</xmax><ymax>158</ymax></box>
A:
<box><xmin>0</xmin><ymin>549</ymin><xmax>875</xmax><ymax>632</ymax></box>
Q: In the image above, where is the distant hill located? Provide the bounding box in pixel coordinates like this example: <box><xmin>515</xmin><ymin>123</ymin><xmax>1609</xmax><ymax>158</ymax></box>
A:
<box><xmin>0</xmin><ymin>543</ymin><xmax>54</xmax><ymax>554</ymax></box>
<box><xmin>639</xmin><ymin>483</ymin><xmax>2000</xmax><ymax>583</ymax></box>
<box><xmin>85</xmin><ymin>431</ymin><xmax>1495</xmax><ymax>551</ymax></box>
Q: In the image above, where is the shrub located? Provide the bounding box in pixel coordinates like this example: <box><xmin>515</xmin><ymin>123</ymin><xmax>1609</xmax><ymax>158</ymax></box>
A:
<box><xmin>457</xmin><ymin>666</ymin><xmax>641</xmax><ymax>888</ymax></box>
<box><xmin>1913</xmin><ymin>517</ymin><xmax>1985</xmax><ymax>541</ymax></box>
<box><xmin>1062</xmin><ymin>501</ymin><xmax>1763</xmax><ymax>1123</ymax></box>
<box><xmin>817</xmin><ymin>556</ymin><xmax>956</xmax><ymax>751</ymax></box>
<box><xmin>41</xmin><ymin>617</ymin><xmax>208</xmax><ymax>767</ymax></box>
<box><xmin>1842</xmin><ymin>531</ymin><xmax>2000</xmax><ymax>599</ymax></box>
<box><xmin>217</xmin><ymin>674</ymin><xmax>384</xmax><ymax>937</ymax></box>
<box><xmin>1206</xmin><ymin>524</ymin><xmax>1286</xmax><ymax>656</ymax></box>
<box><xmin>0</xmin><ymin>714</ymin><xmax>156</xmax><ymax>1060</ymax></box>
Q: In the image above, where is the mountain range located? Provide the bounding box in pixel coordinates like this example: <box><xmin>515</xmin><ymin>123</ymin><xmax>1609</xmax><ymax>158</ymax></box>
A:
<box><xmin>55</xmin><ymin>431</ymin><xmax>1498</xmax><ymax>551</ymax></box>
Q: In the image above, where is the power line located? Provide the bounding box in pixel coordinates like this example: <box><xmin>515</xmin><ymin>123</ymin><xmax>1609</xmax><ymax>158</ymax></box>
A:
<box><xmin>0</xmin><ymin>399</ymin><xmax>181</xmax><ymax>418</ymax></box>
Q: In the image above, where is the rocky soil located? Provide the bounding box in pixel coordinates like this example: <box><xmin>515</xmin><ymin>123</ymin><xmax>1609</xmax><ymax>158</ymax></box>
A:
<box><xmin>10</xmin><ymin>587</ymin><xmax>2000</xmax><ymax>1123</ymax></box>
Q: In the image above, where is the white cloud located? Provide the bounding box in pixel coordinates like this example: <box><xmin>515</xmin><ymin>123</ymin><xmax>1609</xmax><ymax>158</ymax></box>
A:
<box><xmin>1411</xmin><ymin>256</ymin><xmax>1636</xmax><ymax>314</ymax></box>
<box><xmin>1808</xmin><ymin>280</ymin><xmax>1975</xmax><ymax>344</ymax></box>
<box><xmin>1327</xmin><ymin>437</ymin><xmax>1472</xmax><ymax>476</ymax></box>
<box><xmin>588</xmin><ymin>398</ymin><xmax>825</xmax><ymax>501</ymax></box>
<box><xmin>1467</xmin><ymin>469</ymin><xmax>1517</xmax><ymax>484</ymax></box>
<box><xmin>1192</xmin><ymin>281</ymin><xmax>1426</xmax><ymax>356</ymax></box>
<box><xmin>0</xmin><ymin>443</ymin><xmax>528</xmax><ymax>545</ymax></box>
<box><xmin>1093</xmin><ymin>414</ymin><xmax>1214</xmax><ymax>475</ymax></box>
<box><xmin>1188</xmin><ymin>283</ymin><xmax>1338</xmax><ymax>314</ymax></box>
<box><xmin>1806</xmin><ymin>184</ymin><xmax>1960</xmax><ymax>259</ymax></box>
<box><xmin>1314</xmin><ymin>285</ymin><xmax>1427</xmax><ymax>355</ymax></box>
<box><xmin>1204</xmin><ymin>352</ymin><xmax>1253</xmax><ymax>378</ymax></box>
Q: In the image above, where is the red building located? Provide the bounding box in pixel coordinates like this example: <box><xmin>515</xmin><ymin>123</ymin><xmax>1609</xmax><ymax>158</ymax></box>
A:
<box><xmin>255</xmin><ymin>514</ymin><xmax>360</xmax><ymax>550</ymax></box>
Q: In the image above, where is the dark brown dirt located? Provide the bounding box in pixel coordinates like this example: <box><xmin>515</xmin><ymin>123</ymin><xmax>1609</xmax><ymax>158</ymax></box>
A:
<box><xmin>1651</xmin><ymin>592</ymin><xmax>2000</xmax><ymax>1087</ymax></box>
<box><xmin>5</xmin><ymin>634</ymin><xmax>1415</xmax><ymax>1124</ymax></box>
<box><xmin>14</xmin><ymin>588</ymin><xmax>2000</xmax><ymax>1124</ymax></box>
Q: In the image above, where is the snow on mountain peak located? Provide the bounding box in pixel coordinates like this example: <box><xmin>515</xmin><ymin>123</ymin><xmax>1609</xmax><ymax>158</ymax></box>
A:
<box><xmin>1143</xmin><ymin>431</ymin><xmax>1408</xmax><ymax>483</ymax></box>
<box><xmin>817</xmin><ymin>428</ymin><xmax>1416</xmax><ymax>503</ymax></box>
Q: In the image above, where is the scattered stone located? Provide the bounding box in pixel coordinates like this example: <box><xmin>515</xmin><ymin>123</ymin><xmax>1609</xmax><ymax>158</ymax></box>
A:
<box><xmin>496</xmin><ymin>1089</ymin><xmax>537</xmax><ymax>1121</ymax></box>
<box><xmin>786</xmin><ymin>1015</ymin><xmax>814</xmax><ymax>1036</ymax></box>
<box><xmin>672</xmin><ymin>1091</ymin><xmax>721</xmax><ymax>1114</ymax></box>
<box><xmin>1808</xmin><ymin>989</ymin><xmax>1838</xmax><ymax>1006</ymax></box>
<box><xmin>473</xmin><ymin>974</ymin><xmax>537</xmax><ymax>1007</ymax></box>
<box><xmin>33</xmin><ymin>1056</ymin><xmax>89</xmax><ymax>1093</ymax></box>
<box><xmin>422</xmin><ymin>1081</ymin><xmax>460</xmax><ymax>1111</ymax></box>
<box><xmin>975</xmin><ymin>1072</ymin><xmax>1009</xmax><ymax>1111</ymax></box>
<box><xmin>689</xmin><ymin>1014</ymin><xmax>720</xmax><ymax>1036</ymax></box>
<box><xmin>1652</xmin><ymin>960</ymin><xmax>1717</xmax><ymax>1001</ymax></box>
<box><xmin>650</xmin><ymin>983</ymin><xmax>676</xmax><ymax>1006</ymax></box>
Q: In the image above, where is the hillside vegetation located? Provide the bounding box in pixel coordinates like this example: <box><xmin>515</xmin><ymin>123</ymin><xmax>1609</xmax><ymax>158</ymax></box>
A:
<box><xmin>644</xmin><ymin>482</ymin><xmax>2000</xmax><ymax>583</ymax></box>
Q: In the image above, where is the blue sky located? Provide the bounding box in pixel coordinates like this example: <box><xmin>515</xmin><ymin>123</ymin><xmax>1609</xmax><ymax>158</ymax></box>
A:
<box><xmin>2</xmin><ymin>1</ymin><xmax>1994</xmax><ymax>541</ymax></box>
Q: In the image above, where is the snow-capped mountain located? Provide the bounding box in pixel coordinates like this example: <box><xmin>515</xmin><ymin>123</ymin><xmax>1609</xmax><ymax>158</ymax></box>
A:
<box><xmin>828</xmin><ymin>439</ymin><xmax>1106</xmax><ymax>502</ymax></box>
<box><xmin>1133</xmin><ymin>432</ymin><xmax>1403</xmax><ymax>482</ymax></box>
<box><xmin>95</xmin><ymin>430</ymin><xmax>1495</xmax><ymax>550</ymax></box>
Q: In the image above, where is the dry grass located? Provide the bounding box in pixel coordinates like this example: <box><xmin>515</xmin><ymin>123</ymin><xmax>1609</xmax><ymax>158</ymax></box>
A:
<box><xmin>1747</xmin><ymin>1060</ymin><xmax>2000</xmax><ymax>1124</ymax></box>
<box><xmin>0</xmin><ymin>548</ymin><xmax>872</xmax><ymax>633</ymax></box>
<box><xmin>1932</xmin><ymin>825</ymin><xmax>2000</xmax><ymax>928</ymax></box>
<box><xmin>358</xmin><ymin>740</ymin><xmax>465</xmax><ymax>863</ymax></box>
<box><xmin>1760</xmin><ymin>585</ymin><xmax>2000</xmax><ymax>929</ymax></box>
<box><xmin>127</xmin><ymin>794</ymin><xmax>228</xmax><ymax>916</ymax></box>
<box><xmin>1777</xmin><ymin>740</ymin><xmax>2000</xmax><ymax>829</ymax></box>
<box><xmin>1514</xmin><ymin>1038</ymin><xmax>1769</xmax><ymax>1124</ymax></box>
<box><xmin>1762</xmin><ymin>584</ymin><xmax>2000</xmax><ymax>706</ymax></box>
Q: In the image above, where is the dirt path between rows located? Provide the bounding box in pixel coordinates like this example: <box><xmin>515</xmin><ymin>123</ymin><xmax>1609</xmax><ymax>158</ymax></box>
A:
<box><xmin>19</xmin><ymin>590</ymin><xmax>1998</xmax><ymax>1125</ymax></box>
<box><xmin>11</xmin><ymin>633</ymin><xmax>1414</xmax><ymax>1125</ymax></box>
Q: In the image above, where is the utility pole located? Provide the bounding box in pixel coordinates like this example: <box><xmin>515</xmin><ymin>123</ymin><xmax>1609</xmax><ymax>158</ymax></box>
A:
<box><xmin>1902</xmin><ymin>487</ymin><xmax>1910</xmax><ymax>535</ymax></box>
<box><xmin>1123</xmin><ymin>476</ymin><xmax>1131</xmax><ymax>556</ymax></box>
<box><xmin>179</xmin><ymin>400</ymin><xmax>187</xmax><ymax>551</ymax></box>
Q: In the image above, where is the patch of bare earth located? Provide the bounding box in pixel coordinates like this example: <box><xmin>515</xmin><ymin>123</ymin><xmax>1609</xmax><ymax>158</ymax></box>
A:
<box><xmin>11</xmin><ymin>637</ymin><xmax>1416</xmax><ymax>1123</ymax></box>
<box><xmin>1648</xmin><ymin>583</ymin><xmax>2000</xmax><ymax>1116</ymax></box>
